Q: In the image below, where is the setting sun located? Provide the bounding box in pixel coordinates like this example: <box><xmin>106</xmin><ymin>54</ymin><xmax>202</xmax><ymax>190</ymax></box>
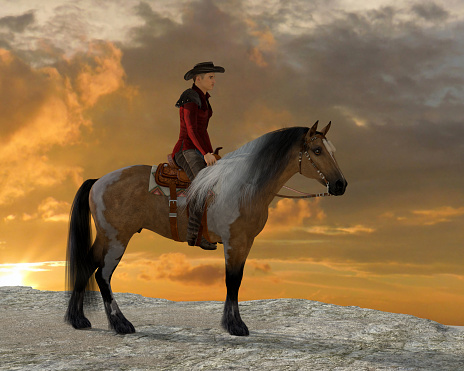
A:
<box><xmin>0</xmin><ymin>262</ymin><xmax>67</xmax><ymax>289</ymax></box>
<box><xmin>0</xmin><ymin>267</ymin><xmax>23</xmax><ymax>286</ymax></box>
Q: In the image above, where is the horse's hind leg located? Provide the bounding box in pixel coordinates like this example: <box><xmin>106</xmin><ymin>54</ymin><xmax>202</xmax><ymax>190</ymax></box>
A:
<box><xmin>222</xmin><ymin>238</ymin><xmax>252</xmax><ymax>336</ymax></box>
<box><xmin>94</xmin><ymin>234</ymin><xmax>135</xmax><ymax>334</ymax></box>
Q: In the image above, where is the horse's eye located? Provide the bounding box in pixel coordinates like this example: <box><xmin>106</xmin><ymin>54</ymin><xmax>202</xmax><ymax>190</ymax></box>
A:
<box><xmin>314</xmin><ymin>148</ymin><xmax>322</xmax><ymax>155</ymax></box>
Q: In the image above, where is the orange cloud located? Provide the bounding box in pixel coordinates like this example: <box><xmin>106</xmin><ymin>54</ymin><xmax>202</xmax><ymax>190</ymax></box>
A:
<box><xmin>0</xmin><ymin>42</ymin><xmax>131</xmax><ymax>205</ymax></box>
<box><xmin>381</xmin><ymin>206</ymin><xmax>464</xmax><ymax>226</ymax></box>
<box><xmin>38</xmin><ymin>197</ymin><xmax>70</xmax><ymax>222</ymax></box>
<box><xmin>248</xmin><ymin>47</ymin><xmax>268</xmax><ymax>68</ymax></box>
<box><xmin>261</xmin><ymin>199</ymin><xmax>373</xmax><ymax>236</ymax></box>
<box><xmin>263</xmin><ymin>198</ymin><xmax>326</xmax><ymax>233</ymax></box>
<box><xmin>411</xmin><ymin>206</ymin><xmax>464</xmax><ymax>225</ymax></box>
<box><xmin>3</xmin><ymin>215</ymin><xmax>16</xmax><ymax>222</ymax></box>
<box><xmin>135</xmin><ymin>253</ymin><xmax>224</xmax><ymax>286</ymax></box>
<box><xmin>3</xmin><ymin>197</ymin><xmax>70</xmax><ymax>222</ymax></box>
<box><xmin>138</xmin><ymin>273</ymin><xmax>152</xmax><ymax>282</ymax></box>
<box><xmin>246</xmin><ymin>19</ymin><xmax>276</xmax><ymax>67</ymax></box>
<box><xmin>248</xmin><ymin>260</ymin><xmax>272</xmax><ymax>274</ymax></box>
<box><xmin>75</xmin><ymin>42</ymin><xmax>128</xmax><ymax>106</ymax></box>
<box><xmin>301</xmin><ymin>224</ymin><xmax>376</xmax><ymax>235</ymax></box>
<box><xmin>242</xmin><ymin>104</ymin><xmax>294</xmax><ymax>139</ymax></box>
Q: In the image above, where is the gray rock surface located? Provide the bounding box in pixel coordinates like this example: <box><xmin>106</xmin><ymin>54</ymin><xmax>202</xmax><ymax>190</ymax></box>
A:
<box><xmin>0</xmin><ymin>286</ymin><xmax>463</xmax><ymax>370</ymax></box>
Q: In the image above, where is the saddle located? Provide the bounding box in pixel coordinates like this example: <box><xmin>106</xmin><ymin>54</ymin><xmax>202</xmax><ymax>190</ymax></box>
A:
<box><xmin>155</xmin><ymin>149</ymin><xmax>222</xmax><ymax>245</ymax></box>
<box><xmin>154</xmin><ymin>155</ymin><xmax>191</xmax><ymax>189</ymax></box>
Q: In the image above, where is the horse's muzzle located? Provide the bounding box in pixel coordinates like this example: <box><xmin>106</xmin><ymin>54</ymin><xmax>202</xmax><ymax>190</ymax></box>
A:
<box><xmin>330</xmin><ymin>179</ymin><xmax>347</xmax><ymax>196</ymax></box>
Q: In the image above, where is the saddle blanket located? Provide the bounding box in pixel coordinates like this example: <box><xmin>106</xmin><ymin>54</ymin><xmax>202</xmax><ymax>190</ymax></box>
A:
<box><xmin>149</xmin><ymin>165</ymin><xmax>188</xmax><ymax>199</ymax></box>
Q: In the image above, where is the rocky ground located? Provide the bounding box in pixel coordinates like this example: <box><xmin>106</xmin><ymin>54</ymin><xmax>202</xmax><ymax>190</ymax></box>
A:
<box><xmin>0</xmin><ymin>286</ymin><xmax>463</xmax><ymax>370</ymax></box>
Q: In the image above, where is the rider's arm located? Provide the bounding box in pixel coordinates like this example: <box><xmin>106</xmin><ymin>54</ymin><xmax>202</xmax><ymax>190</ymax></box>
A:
<box><xmin>183</xmin><ymin>102</ymin><xmax>207</xmax><ymax>155</ymax></box>
<box><xmin>204</xmin><ymin>130</ymin><xmax>213</xmax><ymax>155</ymax></box>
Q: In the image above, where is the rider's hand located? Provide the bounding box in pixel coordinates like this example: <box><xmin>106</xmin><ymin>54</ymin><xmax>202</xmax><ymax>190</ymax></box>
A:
<box><xmin>204</xmin><ymin>153</ymin><xmax>217</xmax><ymax>166</ymax></box>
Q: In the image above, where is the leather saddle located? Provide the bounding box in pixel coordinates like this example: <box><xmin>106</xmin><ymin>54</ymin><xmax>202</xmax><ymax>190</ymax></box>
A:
<box><xmin>154</xmin><ymin>155</ymin><xmax>191</xmax><ymax>189</ymax></box>
<box><xmin>155</xmin><ymin>147</ymin><xmax>222</xmax><ymax>189</ymax></box>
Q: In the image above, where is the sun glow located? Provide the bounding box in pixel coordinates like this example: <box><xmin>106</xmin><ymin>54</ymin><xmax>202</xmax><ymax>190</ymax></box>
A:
<box><xmin>0</xmin><ymin>261</ymin><xmax>66</xmax><ymax>288</ymax></box>
<box><xmin>0</xmin><ymin>268</ymin><xmax>24</xmax><ymax>286</ymax></box>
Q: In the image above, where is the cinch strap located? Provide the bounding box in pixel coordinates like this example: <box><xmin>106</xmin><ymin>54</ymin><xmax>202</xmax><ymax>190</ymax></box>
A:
<box><xmin>169</xmin><ymin>183</ymin><xmax>180</xmax><ymax>241</ymax></box>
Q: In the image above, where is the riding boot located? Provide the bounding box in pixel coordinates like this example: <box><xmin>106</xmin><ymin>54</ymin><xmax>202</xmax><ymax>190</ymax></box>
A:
<box><xmin>186</xmin><ymin>208</ymin><xmax>217</xmax><ymax>250</ymax></box>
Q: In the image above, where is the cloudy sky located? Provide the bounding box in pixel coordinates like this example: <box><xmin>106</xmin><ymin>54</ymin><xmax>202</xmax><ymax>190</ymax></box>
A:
<box><xmin>0</xmin><ymin>0</ymin><xmax>463</xmax><ymax>326</ymax></box>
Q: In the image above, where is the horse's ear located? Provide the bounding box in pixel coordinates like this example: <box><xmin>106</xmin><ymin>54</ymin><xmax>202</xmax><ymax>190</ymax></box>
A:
<box><xmin>321</xmin><ymin>121</ymin><xmax>331</xmax><ymax>136</ymax></box>
<box><xmin>309</xmin><ymin>120</ymin><xmax>319</xmax><ymax>137</ymax></box>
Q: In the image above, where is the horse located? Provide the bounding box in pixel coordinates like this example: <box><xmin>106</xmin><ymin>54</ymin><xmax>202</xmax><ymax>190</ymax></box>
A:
<box><xmin>65</xmin><ymin>121</ymin><xmax>347</xmax><ymax>336</ymax></box>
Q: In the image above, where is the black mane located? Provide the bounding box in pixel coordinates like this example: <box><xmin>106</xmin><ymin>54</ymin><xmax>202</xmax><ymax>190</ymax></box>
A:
<box><xmin>247</xmin><ymin>126</ymin><xmax>309</xmax><ymax>196</ymax></box>
<box><xmin>187</xmin><ymin>126</ymin><xmax>310</xmax><ymax>212</ymax></box>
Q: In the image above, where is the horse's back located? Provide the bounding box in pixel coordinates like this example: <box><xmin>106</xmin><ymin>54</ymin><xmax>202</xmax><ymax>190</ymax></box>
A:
<box><xmin>90</xmin><ymin>165</ymin><xmax>152</xmax><ymax>230</ymax></box>
<box><xmin>91</xmin><ymin>165</ymin><xmax>150</xmax><ymax>202</ymax></box>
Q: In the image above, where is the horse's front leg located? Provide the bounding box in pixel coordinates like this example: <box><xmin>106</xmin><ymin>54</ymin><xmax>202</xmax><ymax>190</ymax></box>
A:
<box><xmin>222</xmin><ymin>239</ymin><xmax>252</xmax><ymax>336</ymax></box>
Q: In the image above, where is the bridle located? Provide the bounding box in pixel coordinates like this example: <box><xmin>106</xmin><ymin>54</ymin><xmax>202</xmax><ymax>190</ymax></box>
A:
<box><xmin>275</xmin><ymin>135</ymin><xmax>332</xmax><ymax>199</ymax></box>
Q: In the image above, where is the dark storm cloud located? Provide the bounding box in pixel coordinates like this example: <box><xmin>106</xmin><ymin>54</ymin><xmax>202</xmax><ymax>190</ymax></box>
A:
<box><xmin>135</xmin><ymin>253</ymin><xmax>224</xmax><ymax>286</ymax></box>
<box><xmin>411</xmin><ymin>2</ymin><xmax>449</xmax><ymax>21</ymax></box>
<box><xmin>132</xmin><ymin>1</ymin><xmax>177</xmax><ymax>39</ymax></box>
<box><xmin>0</xmin><ymin>11</ymin><xmax>35</xmax><ymax>33</ymax></box>
<box><xmin>0</xmin><ymin>11</ymin><xmax>35</xmax><ymax>51</ymax></box>
<box><xmin>242</xmin><ymin>1</ymin><xmax>462</xmax><ymax>132</ymax></box>
<box><xmin>278</xmin><ymin>6</ymin><xmax>461</xmax><ymax>123</ymax></box>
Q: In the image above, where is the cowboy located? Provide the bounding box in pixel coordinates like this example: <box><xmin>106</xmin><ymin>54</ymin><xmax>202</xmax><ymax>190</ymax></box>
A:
<box><xmin>172</xmin><ymin>62</ymin><xmax>225</xmax><ymax>250</ymax></box>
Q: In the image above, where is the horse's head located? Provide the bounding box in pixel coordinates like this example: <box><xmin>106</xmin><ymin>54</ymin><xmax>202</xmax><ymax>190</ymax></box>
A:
<box><xmin>300</xmin><ymin>121</ymin><xmax>347</xmax><ymax>196</ymax></box>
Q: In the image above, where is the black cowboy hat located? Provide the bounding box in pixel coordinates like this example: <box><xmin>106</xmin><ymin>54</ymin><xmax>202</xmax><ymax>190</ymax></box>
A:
<box><xmin>184</xmin><ymin>61</ymin><xmax>225</xmax><ymax>80</ymax></box>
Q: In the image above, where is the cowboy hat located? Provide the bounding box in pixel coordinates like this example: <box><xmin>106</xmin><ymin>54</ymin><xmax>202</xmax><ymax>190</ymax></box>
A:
<box><xmin>184</xmin><ymin>61</ymin><xmax>225</xmax><ymax>80</ymax></box>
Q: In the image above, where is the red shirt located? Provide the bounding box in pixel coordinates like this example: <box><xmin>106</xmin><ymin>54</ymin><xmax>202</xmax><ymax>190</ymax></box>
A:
<box><xmin>172</xmin><ymin>84</ymin><xmax>213</xmax><ymax>157</ymax></box>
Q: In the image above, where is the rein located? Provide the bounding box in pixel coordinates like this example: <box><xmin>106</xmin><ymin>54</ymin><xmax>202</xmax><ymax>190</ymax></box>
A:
<box><xmin>275</xmin><ymin>135</ymin><xmax>332</xmax><ymax>199</ymax></box>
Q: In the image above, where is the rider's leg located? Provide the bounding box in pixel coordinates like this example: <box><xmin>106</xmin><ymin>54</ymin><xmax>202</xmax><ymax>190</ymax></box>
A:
<box><xmin>174</xmin><ymin>149</ymin><xmax>217</xmax><ymax>250</ymax></box>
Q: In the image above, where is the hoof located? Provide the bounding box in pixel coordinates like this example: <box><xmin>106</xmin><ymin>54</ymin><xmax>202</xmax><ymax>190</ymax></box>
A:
<box><xmin>69</xmin><ymin>316</ymin><xmax>92</xmax><ymax>330</ymax></box>
<box><xmin>114</xmin><ymin>322</ymin><xmax>136</xmax><ymax>335</ymax></box>
<box><xmin>109</xmin><ymin>315</ymin><xmax>136</xmax><ymax>335</ymax></box>
<box><xmin>222</xmin><ymin>318</ymin><xmax>249</xmax><ymax>336</ymax></box>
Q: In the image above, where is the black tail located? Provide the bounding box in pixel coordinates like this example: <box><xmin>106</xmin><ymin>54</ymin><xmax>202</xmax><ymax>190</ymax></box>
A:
<box><xmin>66</xmin><ymin>179</ymin><xmax>99</xmax><ymax>293</ymax></box>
